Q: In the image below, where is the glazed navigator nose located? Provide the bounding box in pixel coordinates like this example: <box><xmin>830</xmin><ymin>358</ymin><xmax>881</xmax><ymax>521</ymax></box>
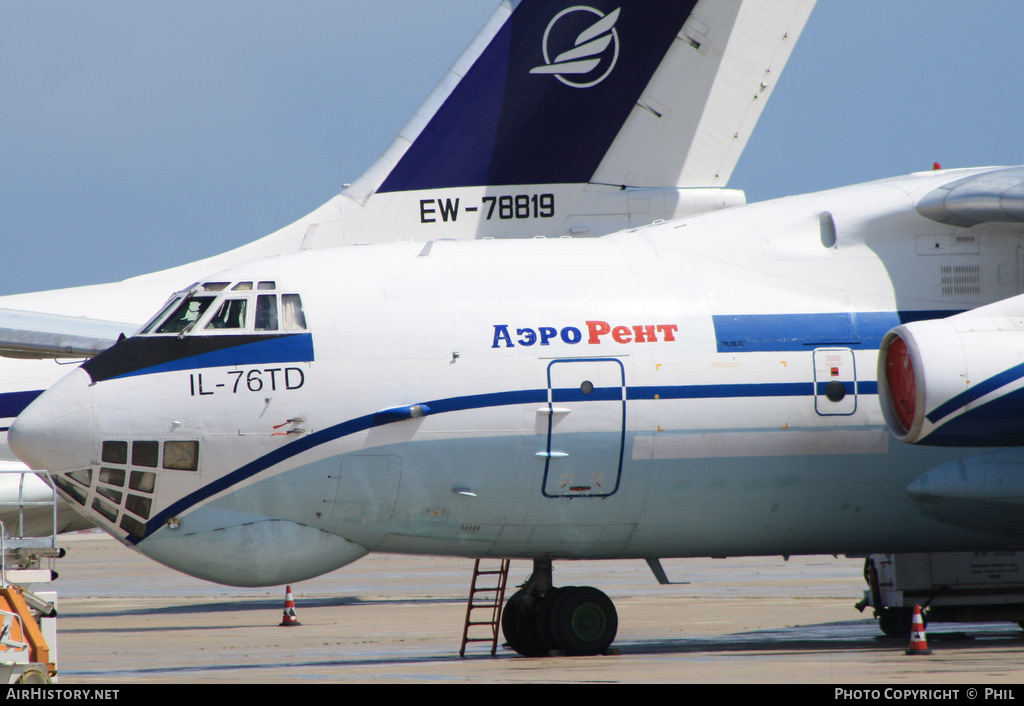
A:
<box><xmin>9</xmin><ymin>368</ymin><xmax>96</xmax><ymax>473</ymax></box>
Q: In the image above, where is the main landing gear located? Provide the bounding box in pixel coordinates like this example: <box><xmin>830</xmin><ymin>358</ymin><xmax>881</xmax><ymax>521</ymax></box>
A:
<box><xmin>501</xmin><ymin>559</ymin><xmax>618</xmax><ymax>657</ymax></box>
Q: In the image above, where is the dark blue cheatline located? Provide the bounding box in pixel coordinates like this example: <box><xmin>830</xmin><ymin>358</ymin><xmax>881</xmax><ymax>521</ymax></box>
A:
<box><xmin>132</xmin><ymin>379</ymin><xmax>875</xmax><ymax>544</ymax></box>
<box><xmin>82</xmin><ymin>334</ymin><xmax>314</xmax><ymax>383</ymax></box>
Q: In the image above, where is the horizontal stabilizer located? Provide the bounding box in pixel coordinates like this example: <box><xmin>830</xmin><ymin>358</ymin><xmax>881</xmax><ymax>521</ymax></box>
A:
<box><xmin>0</xmin><ymin>308</ymin><xmax>134</xmax><ymax>359</ymax></box>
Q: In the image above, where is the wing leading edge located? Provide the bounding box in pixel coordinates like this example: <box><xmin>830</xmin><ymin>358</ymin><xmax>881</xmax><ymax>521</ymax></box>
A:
<box><xmin>0</xmin><ymin>308</ymin><xmax>133</xmax><ymax>359</ymax></box>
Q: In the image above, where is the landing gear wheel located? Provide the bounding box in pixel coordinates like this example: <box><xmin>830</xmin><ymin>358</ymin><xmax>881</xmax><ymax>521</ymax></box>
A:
<box><xmin>548</xmin><ymin>586</ymin><xmax>617</xmax><ymax>656</ymax></box>
<box><xmin>534</xmin><ymin>586</ymin><xmax>563</xmax><ymax>655</ymax></box>
<box><xmin>877</xmin><ymin>607</ymin><xmax>914</xmax><ymax>638</ymax></box>
<box><xmin>502</xmin><ymin>590</ymin><xmax>547</xmax><ymax>657</ymax></box>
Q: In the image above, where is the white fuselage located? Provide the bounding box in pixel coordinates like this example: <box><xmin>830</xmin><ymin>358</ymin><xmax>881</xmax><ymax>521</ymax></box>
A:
<box><xmin>12</xmin><ymin>167</ymin><xmax>1024</xmax><ymax>586</ymax></box>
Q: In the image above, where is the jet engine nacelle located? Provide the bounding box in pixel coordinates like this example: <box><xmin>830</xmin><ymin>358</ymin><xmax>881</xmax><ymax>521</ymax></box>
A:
<box><xmin>878</xmin><ymin>316</ymin><xmax>1024</xmax><ymax>446</ymax></box>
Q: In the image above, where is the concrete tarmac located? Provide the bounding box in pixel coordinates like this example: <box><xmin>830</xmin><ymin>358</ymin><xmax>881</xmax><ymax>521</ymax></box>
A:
<box><xmin>41</xmin><ymin>532</ymin><xmax>1024</xmax><ymax>683</ymax></box>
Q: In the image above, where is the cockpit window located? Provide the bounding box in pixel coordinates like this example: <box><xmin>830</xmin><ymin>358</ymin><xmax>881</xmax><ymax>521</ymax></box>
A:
<box><xmin>138</xmin><ymin>282</ymin><xmax>306</xmax><ymax>337</ymax></box>
<box><xmin>155</xmin><ymin>296</ymin><xmax>216</xmax><ymax>334</ymax></box>
<box><xmin>139</xmin><ymin>296</ymin><xmax>184</xmax><ymax>334</ymax></box>
<box><xmin>282</xmin><ymin>294</ymin><xmax>307</xmax><ymax>331</ymax></box>
<box><xmin>205</xmin><ymin>298</ymin><xmax>247</xmax><ymax>330</ymax></box>
<box><xmin>255</xmin><ymin>294</ymin><xmax>278</xmax><ymax>331</ymax></box>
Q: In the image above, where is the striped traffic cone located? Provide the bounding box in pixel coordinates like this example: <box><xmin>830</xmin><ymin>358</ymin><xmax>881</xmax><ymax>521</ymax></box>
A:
<box><xmin>279</xmin><ymin>585</ymin><xmax>301</xmax><ymax>627</ymax></box>
<box><xmin>904</xmin><ymin>605</ymin><xmax>931</xmax><ymax>655</ymax></box>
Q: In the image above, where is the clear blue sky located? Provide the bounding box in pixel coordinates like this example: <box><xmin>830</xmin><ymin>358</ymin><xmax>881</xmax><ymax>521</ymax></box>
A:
<box><xmin>2</xmin><ymin>1</ymin><xmax>1021</xmax><ymax>296</ymax></box>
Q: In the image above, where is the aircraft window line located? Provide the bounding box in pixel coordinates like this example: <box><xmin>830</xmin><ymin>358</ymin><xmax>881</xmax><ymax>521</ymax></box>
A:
<box><xmin>99</xmin><ymin>439</ymin><xmax>199</xmax><ymax>473</ymax></box>
<box><xmin>137</xmin><ymin>283</ymin><xmax>305</xmax><ymax>336</ymax></box>
<box><xmin>53</xmin><ymin>446</ymin><xmax>164</xmax><ymax>534</ymax></box>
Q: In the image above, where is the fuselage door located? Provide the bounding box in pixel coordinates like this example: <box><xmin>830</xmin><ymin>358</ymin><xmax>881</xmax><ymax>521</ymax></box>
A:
<box><xmin>813</xmin><ymin>347</ymin><xmax>857</xmax><ymax>416</ymax></box>
<box><xmin>541</xmin><ymin>358</ymin><xmax>625</xmax><ymax>498</ymax></box>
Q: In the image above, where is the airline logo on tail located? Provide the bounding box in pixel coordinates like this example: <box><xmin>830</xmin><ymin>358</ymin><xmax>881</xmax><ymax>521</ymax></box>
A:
<box><xmin>377</xmin><ymin>0</ymin><xmax>698</xmax><ymax>193</ymax></box>
<box><xmin>530</xmin><ymin>6</ymin><xmax>621</xmax><ymax>88</ymax></box>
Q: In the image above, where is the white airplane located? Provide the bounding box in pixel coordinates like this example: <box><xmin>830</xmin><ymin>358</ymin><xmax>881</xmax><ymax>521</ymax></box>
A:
<box><xmin>13</xmin><ymin>160</ymin><xmax>1024</xmax><ymax>655</ymax></box>
<box><xmin>0</xmin><ymin>0</ymin><xmax>816</xmax><ymax>535</ymax></box>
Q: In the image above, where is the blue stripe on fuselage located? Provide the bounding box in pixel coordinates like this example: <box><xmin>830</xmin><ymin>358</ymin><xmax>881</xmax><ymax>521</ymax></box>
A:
<box><xmin>127</xmin><ymin>309</ymin><xmax>963</xmax><ymax>539</ymax></box>
<box><xmin>711</xmin><ymin>311</ymin><xmax>961</xmax><ymax>353</ymax></box>
<box><xmin>135</xmin><ymin>379</ymin><xmax>879</xmax><ymax>544</ymax></box>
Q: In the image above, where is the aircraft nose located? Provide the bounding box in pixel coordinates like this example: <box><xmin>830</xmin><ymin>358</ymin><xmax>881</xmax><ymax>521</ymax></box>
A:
<box><xmin>9</xmin><ymin>368</ymin><xmax>96</xmax><ymax>472</ymax></box>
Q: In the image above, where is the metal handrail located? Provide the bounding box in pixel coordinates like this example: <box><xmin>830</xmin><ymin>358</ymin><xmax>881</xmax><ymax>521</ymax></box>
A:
<box><xmin>0</xmin><ymin>469</ymin><xmax>57</xmax><ymax>552</ymax></box>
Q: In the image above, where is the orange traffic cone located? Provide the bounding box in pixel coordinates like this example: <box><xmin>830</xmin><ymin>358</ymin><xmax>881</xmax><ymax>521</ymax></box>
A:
<box><xmin>279</xmin><ymin>585</ymin><xmax>301</xmax><ymax>627</ymax></box>
<box><xmin>904</xmin><ymin>605</ymin><xmax>931</xmax><ymax>655</ymax></box>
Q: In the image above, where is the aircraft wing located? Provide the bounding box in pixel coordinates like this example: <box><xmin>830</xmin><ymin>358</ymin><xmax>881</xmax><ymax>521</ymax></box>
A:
<box><xmin>916</xmin><ymin>166</ymin><xmax>1024</xmax><ymax>227</ymax></box>
<box><xmin>0</xmin><ymin>308</ymin><xmax>135</xmax><ymax>359</ymax></box>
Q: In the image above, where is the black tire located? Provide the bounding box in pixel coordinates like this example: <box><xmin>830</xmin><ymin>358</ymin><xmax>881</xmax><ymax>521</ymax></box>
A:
<box><xmin>548</xmin><ymin>586</ymin><xmax>618</xmax><ymax>656</ymax></box>
<box><xmin>502</xmin><ymin>590</ymin><xmax>547</xmax><ymax>657</ymax></box>
<box><xmin>501</xmin><ymin>590</ymin><xmax>523</xmax><ymax>651</ymax></box>
<box><xmin>534</xmin><ymin>587</ymin><xmax>564</xmax><ymax>654</ymax></box>
<box><xmin>877</xmin><ymin>607</ymin><xmax>913</xmax><ymax>638</ymax></box>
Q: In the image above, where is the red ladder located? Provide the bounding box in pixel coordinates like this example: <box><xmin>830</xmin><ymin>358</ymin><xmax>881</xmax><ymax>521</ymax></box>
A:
<box><xmin>459</xmin><ymin>558</ymin><xmax>510</xmax><ymax>657</ymax></box>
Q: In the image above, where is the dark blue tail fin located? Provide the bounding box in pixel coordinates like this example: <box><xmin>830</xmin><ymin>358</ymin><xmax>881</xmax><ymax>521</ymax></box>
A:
<box><xmin>378</xmin><ymin>0</ymin><xmax>699</xmax><ymax>193</ymax></box>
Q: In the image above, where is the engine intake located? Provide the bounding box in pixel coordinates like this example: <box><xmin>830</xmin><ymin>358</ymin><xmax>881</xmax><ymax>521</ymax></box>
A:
<box><xmin>877</xmin><ymin>316</ymin><xmax>1024</xmax><ymax>446</ymax></box>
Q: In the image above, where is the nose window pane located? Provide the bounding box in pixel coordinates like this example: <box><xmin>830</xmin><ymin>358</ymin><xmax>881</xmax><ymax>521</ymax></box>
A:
<box><xmin>132</xmin><ymin>441</ymin><xmax>158</xmax><ymax>468</ymax></box>
<box><xmin>102</xmin><ymin>441</ymin><xmax>127</xmax><ymax>465</ymax></box>
<box><xmin>163</xmin><ymin>441</ymin><xmax>199</xmax><ymax>471</ymax></box>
